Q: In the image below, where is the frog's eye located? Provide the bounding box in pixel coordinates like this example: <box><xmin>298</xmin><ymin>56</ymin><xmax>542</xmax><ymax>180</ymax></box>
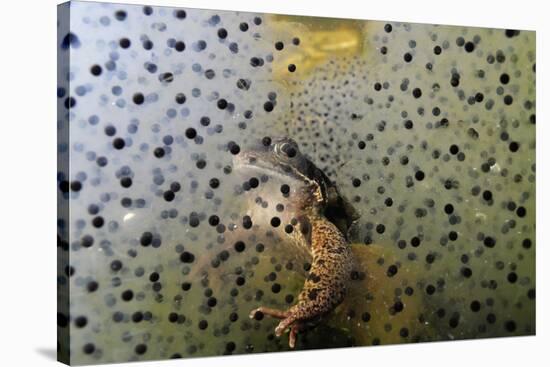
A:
<box><xmin>261</xmin><ymin>136</ymin><xmax>272</xmax><ymax>147</ymax></box>
<box><xmin>279</xmin><ymin>142</ymin><xmax>297</xmax><ymax>158</ymax></box>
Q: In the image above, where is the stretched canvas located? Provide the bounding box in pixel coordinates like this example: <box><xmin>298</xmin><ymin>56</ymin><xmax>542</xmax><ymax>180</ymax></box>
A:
<box><xmin>57</xmin><ymin>1</ymin><xmax>536</xmax><ymax>365</ymax></box>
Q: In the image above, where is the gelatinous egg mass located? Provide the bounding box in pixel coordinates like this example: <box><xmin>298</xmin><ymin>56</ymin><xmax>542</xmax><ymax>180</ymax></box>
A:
<box><xmin>57</xmin><ymin>2</ymin><xmax>535</xmax><ymax>364</ymax></box>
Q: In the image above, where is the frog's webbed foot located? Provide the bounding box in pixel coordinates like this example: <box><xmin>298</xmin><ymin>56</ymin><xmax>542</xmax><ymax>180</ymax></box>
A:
<box><xmin>249</xmin><ymin>307</ymin><xmax>305</xmax><ymax>348</ymax></box>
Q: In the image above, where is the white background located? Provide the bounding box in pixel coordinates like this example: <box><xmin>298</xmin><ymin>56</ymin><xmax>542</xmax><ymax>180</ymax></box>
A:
<box><xmin>0</xmin><ymin>0</ymin><xmax>547</xmax><ymax>365</ymax></box>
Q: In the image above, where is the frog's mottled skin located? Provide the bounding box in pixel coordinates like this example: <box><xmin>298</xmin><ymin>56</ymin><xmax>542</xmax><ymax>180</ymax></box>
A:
<box><xmin>234</xmin><ymin>137</ymin><xmax>360</xmax><ymax>348</ymax></box>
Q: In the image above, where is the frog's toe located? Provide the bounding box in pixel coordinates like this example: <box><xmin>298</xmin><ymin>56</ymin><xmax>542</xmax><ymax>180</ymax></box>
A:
<box><xmin>249</xmin><ymin>306</ymin><xmax>289</xmax><ymax>320</ymax></box>
<box><xmin>288</xmin><ymin>322</ymin><xmax>305</xmax><ymax>348</ymax></box>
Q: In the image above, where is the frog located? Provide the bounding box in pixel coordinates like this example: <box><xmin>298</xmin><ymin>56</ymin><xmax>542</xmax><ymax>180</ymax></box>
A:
<box><xmin>232</xmin><ymin>136</ymin><xmax>360</xmax><ymax>348</ymax></box>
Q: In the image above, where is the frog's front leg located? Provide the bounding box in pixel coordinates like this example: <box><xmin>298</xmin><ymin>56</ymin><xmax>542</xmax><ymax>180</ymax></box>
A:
<box><xmin>250</xmin><ymin>218</ymin><xmax>352</xmax><ymax>348</ymax></box>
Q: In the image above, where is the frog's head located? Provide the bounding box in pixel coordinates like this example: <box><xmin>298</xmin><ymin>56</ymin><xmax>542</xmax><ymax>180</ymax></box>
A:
<box><xmin>234</xmin><ymin>136</ymin><xmax>360</xmax><ymax>237</ymax></box>
<box><xmin>233</xmin><ymin>136</ymin><xmax>314</xmax><ymax>183</ymax></box>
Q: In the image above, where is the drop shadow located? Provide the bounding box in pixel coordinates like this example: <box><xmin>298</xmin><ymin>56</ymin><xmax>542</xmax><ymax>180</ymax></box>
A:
<box><xmin>36</xmin><ymin>348</ymin><xmax>57</xmax><ymax>361</ymax></box>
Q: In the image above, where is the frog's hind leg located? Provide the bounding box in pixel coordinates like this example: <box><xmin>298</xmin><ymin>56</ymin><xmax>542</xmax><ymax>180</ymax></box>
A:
<box><xmin>250</xmin><ymin>218</ymin><xmax>352</xmax><ymax>348</ymax></box>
